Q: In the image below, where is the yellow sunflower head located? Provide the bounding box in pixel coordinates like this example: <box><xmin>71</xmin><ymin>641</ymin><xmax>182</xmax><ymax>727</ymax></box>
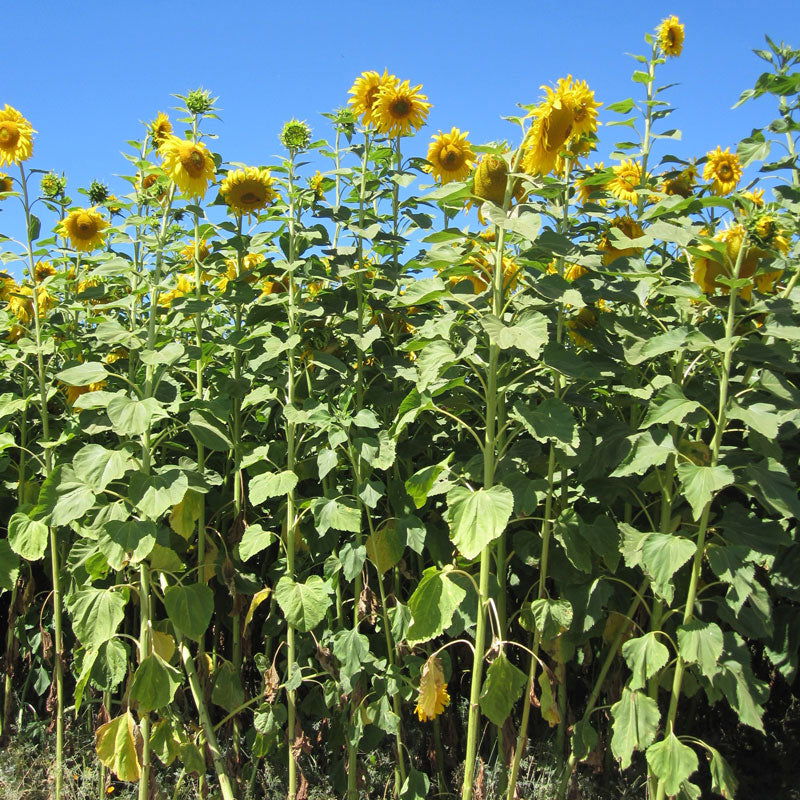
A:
<box><xmin>180</xmin><ymin>239</ymin><xmax>211</xmax><ymax>262</ymax></box>
<box><xmin>348</xmin><ymin>70</ymin><xmax>398</xmax><ymax>126</ymax></box>
<box><xmin>149</xmin><ymin>112</ymin><xmax>173</xmax><ymax>148</ymax></box>
<box><xmin>576</xmin><ymin>162</ymin><xmax>607</xmax><ymax>205</ymax></box>
<box><xmin>415</xmin><ymin>656</ymin><xmax>450</xmax><ymax>722</ymax></box>
<box><xmin>662</xmin><ymin>164</ymin><xmax>697</xmax><ymax>198</ymax></box>
<box><xmin>657</xmin><ymin>16</ymin><xmax>685</xmax><ymax>57</ymax></box>
<box><xmin>751</xmin><ymin>213</ymin><xmax>790</xmax><ymax>254</ymax></box>
<box><xmin>0</xmin><ymin>106</ymin><xmax>35</xmax><ymax>167</ymax></box>
<box><xmin>0</xmin><ymin>173</ymin><xmax>14</xmax><ymax>195</ymax></box>
<box><xmin>424</xmin><ymin>128</ymin><xmax>475</xmax><ymax>184</ymax></box>
<box><xmin>607</xmin><ymin>160</ymin><xmax>641</xmax><ymax>205</ymax></box>
<box><xmin>59</xmin><ymin>208</ymin><xmax>109</xmax><ymax>252</ymax></box>
<box><xmin>703</xmin><ymin>147</ymin><xmax>742</xmax><ymax>196</ymax></box>
<box><xmin>158</xmin><ymin>136</ymin><xmax>216</xmax><ymax>198</ymax></box>
<box><xmin>0</xmin><ymin>272</ymin><xmax>17</xmax><ymax>301</ymax></box>
<box><xmin>6</xmin><ymin>284</ymin><xmax>33</xmax><ymax>324</ymax></box>
<box><xmin>473</xmin><ymin>154</ymin><xmax>509</xmax><ymax>206</ymax></box>
<box><xmin>741</xmin><ymin>188</ymin><xmax>765</xmax><ymax>207</ymax></box>
<box><xmin>309</xmin><ymin>171</ymin><xmax>326</xmax><ymax>198</ymax></box>
<box><xmin>220</xmin><ymin>167</ymin><xmax>278</xmax><ymax>216</ymax></box>
<box><xmin>599</xmin><ymin>215</ymin><xmax>645</xmax><ymax>264</ymax></box>
<box><xmin>372</xmin><ymin>79</ymin><xmax>431</xmax><ymax>137</ymax></box>
<box><xmin>566</xmin><ymin>306</ymin><xmax>599</xmax><ymax>350</ymax></box>
<box><xmin>34</xmin><ymin>262</ymin><xmax>56</xmax><ymax>282</ymax></box>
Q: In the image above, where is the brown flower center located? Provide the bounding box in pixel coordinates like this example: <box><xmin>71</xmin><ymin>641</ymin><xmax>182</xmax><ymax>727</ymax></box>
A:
<box><xmin>241</xmin><ymin>191</ymin><xmax>262</xmax><ymax>206</ymax></box>
<box><xmin>0</xmin><ymin>122</ymin><xmax>20</xmax><ymax>148</ymax></box>
<box><xmin>718</xmin><ymin>162</ymin><xmax>733</xmax><ymax>180</ymax></box>
<box><xmin>181</xmin><ymin>148</ymin><xmax>207</xmax><ymax>178</ymax></box>
<box><xmin>440</xmin><ymin>145</ymin><xmax>461</xmax><ymax>168</ymax></box>
<box><xmin>390</xmin><ymin>98</ymin><xmax>412</xmax><ymax>118</ymax></box>
<box><xmin>76</xmin><ymin>213</ymin><xmax>97</xmax><ymax>237</ymax></box>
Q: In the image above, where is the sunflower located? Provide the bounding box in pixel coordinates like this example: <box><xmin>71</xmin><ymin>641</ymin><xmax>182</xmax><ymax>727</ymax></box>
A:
<box><xmin>159</xmin><ymin>135</ymin><xmax>216</xmax><ymax>198</ymax></box>
<box><xmin>217</xmin><ymin>254</ymin><xmax>265</xmax><ymax>292</ymax></box>
<box><xmin>220</xmin><ymin>167</ymin><xmax>277</xmax><ymax>215</ymax></box>
<box><xmin>564</xmin><ymin>262</ymin><xmax>589</xmax><ymax>282</ymax></box>
<box><xmin>0</xmin><ymin>272</ymin><xmax>16</xmax><ymax>301</ymax></box>
<box><xmin>34</xmin><ymin>262</ymin><xmax>56</xmax><ymax>282</ymax></box>
<box><xmin>63</xmin><ymin>381</ymin><xmax>106</xmax><ymax>409</ymax></box>
<box><xmin>149</xmin><ymin>112</ymin><xmax>173</xmax><ymax>147</ymax></box>
<box><xmin>0</xmin><ymin>106</ymin><xmax>35</xmax><ymax>166</ymax></box>
<box><xmin>522</xmin><ymin>76</ymin><xmax>600</xmax><ymax>176</ymax></box>
<box><xmin>425</xmin><ymin>128</ymin><xmax>475</xmax><ymax>184</ymax></box>
<box><xmin>309</xmin><ymin>171</ymin><xmax>326</xmax><ymax>198</ymax></box>
<box><xmin>473</xmin><ymin>154</ymin><xmax>509</xmax><ymax>206</ymax></box>
<box><xmin>60</xmin><ymin>208</ymin><xmax>109</xmax><ymax>252</ymax></box>
<box><xmin>566</xmin><ymin>306</ymin><xmax>599</xmax><ymax>350</ymax></box>
<box><xmin>180</xmin><ymin>239</ymin><xmax>210</xmax><ymax>262</ymax></box>
<box><xmin>741</xmin><ymin>188</ymin><xmax>765</xmax><ymax>207</ymax></box>
<box><xmin>159</xmin><ymin>273</ymin><xmax>194</xmax><ymax>307</ymax></box>
<box><xmin>576</xmin><ymin>162</ymin><xmax>608</xmax><ymax>205</ymax></box>
<box><xmin>348</xmin><ymin>70</ymin><xmax>398</xmax><ymax>126</ymax></box>
<box><xmin>372</xmin><ymin>80</ymin><xmax>431</xmax><ymax>137</ymax></box>
<box><xmin>662</xmin><ymin>164</ymin><xmax>697</xmax><ymax>198</ymax></box>
<box><xmin>607</xmin><ymin>160</ymin><xmax>641</xmax><ymax>205</ymax></box>
<box><xmin>448</xmin><ymin>243</ymin><xmax>520</xmax><ymax>293</ymax></box>
<box><xmin>415</xmin><ymin>656</ymin><xmax>450</xmax><ymax>722</ymax></box>
<box><xmin>703</xmin><ymin>147</ymin><xmax>742</xmax><ymax>196</ymax></box>
<box><xmin>599</xmin><ymin>216</ymin><xmax>645</xmax><ymax>264</ymax></box>
<box><xmin>657</xmin><ymin>16</ymin><xmax>685</xmax><ymax>57</ymax></box>
<box><xmin>0</xmin><ymin>173</ymin><xmax>12</xmax><ymax>195</ymax></box>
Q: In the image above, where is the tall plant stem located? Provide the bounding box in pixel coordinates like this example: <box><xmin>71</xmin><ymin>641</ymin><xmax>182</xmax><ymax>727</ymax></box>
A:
<box><xmin>653</xmin><ymin>238</ymin><xmax>748</xmax><ymax>800</ymax></box>
<box><xmin>19</xmin><ymin>164</ymin><xmax>63</xmax><ymax>799</ymax></box>
<box><xmin>285</xmin><ymin>151</ymin><xmax>300</xmax><ymax>800</ymax></box>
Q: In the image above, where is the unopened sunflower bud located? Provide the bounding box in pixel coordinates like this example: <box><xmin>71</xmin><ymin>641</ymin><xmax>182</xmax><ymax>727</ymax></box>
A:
<box><xmin>41</xmin><ymin>171</ymin><xmax>66</xmax><ymax>198</ymax></box>
<box><xmin>88</xmin><ymin>180</ymin><xmax>109</xmax><ymax>205</ymax></box>
<box><xmin>280</xmin><ymin>119</ymin><xmax>312</xmax><ymax>153</ymax></box>
<box><xmin>185</xmin><ymin>87</ymin><xmax>216</xmax><ymax>115</ymax></box>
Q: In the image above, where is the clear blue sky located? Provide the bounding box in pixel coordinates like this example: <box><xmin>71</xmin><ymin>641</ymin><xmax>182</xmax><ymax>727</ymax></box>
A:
<box><xmin>2</xmin><ymin>0</ymin><xmax>799</xmax><ymax>247</ymax></box>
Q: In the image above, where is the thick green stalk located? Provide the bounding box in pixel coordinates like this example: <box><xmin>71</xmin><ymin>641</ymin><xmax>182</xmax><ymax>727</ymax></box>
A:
<box><xmin>18</xmin><ymin>164</ymin><xmax>62</xmax><ymax>799</ymax></box>
<box><xmin>653</xmin><ymin>237</ymin><xmax>748</xmax><ymax>800</ymax></box>
<box><xmin>137</xmin><ymin>565</ymin><xmax>153</xmax><ymax>800</ymax></box>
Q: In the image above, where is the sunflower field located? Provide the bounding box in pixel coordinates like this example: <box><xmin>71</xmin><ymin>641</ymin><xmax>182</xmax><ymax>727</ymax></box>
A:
<box><xmin>1</xmin><ymin>16</ymin><xmax>800</xmax><ymax>800</ymax></box>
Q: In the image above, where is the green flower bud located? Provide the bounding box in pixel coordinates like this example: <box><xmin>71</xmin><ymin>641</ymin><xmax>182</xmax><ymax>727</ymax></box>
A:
<box><xmin>88</xmin><ymin>180</ymin><xmax>109</xmax><ymax>205</ymax></box>
<box><xmin>185</xmin><ymin>88</ymin><xmax>216</xmax><ymax>115</ymax></box>
<box><xmin>41</xmin><ymin>171</ymin><xmax>66</xmax><ymax>199</ymax></box>
<box><xmin>280</xmin><ymin>119</ymin><xmax>312</xmax><ymax>153</ymax></box>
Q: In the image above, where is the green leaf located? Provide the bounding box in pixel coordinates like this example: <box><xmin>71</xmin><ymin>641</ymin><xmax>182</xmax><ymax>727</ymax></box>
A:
<box><xmin>98</xmin><ymin>519</ymin><xmax>157</xmax><ymax>569</ymax></box>
<box><xmin>641</xmin><ymin>384</ymin><xmax>700</xmax><ymax>428</ymax></box>
<box><xmin>744</xmin><ymin>458</ymin><xmax>800</xmax><ymax>519</ymax></box>
<box><xmin>405</xmin><ymin>459</ymin><xmax>449</xmax><ymax>509</ymax></box>
<box><xmin>677</xmin><ymin>620</ymin><xmax>723</xmax><ymax>677</ymax></box>
<box><xmin>130</xmin><ymin>469</ymin><xmax>188</xmax><ymax>521</ymax></box>
<box><xmin>640</xmin><ymin>533</ymin><xmax>695</xmax><ymax>604</ymax></box>
<box><xmin>512</xmin><ymin>398</ymin><xmax>579</xmax><ymax>451</ymax></box>
<box><xmin>407</xmin><ymin>567</ymin><xmax>467</xmax><ymax>644</ymax></box>
<box><xmin>480</xmin><ymin>311</ymin><xmax>548</xmax><ymax>359</ymax></box>
<box><xmin>274</xmin><ymin>575</ymin><xmax>332</xmax><ymax>632</ymax></box>
<box><xmin>611</xmin><ymin>429</ymin><xmax>675</xmax><ymax>477</ymax></box>
<box><xmin>626</xmin><ymin>328</ymin><xmax>689</xmax><ymax>365</ymax></box>
<box><xmin>188</xmin><ymin>409</ymin><xmax>232</xmax><ymax>451</ymax></box>
<box><xmin>399</xmin><ymin>768</ymin><xmax>430</xmax><ymax>800</ymax></box>
<box><xmin>163</xmin><ymin>583</ymin><xmax>214</xmax><ymax>641</ymax></box>
<box><xmin>610</xmin><ymin>688</ymin><xmax>660</xmax><ymax>769</ymax></box>
<box><xmin>333</xmin><ymin>628</ymin><xmax>373</xmax><ymax>693</ymax></box>
<box><xmin>130</xmin><ymin>655</ymin><xmax>182</xmax><ymax>713</ymax></box>
<box><xmin>571</xmin><ymin>720</ymin><xmax>599</xmax><ymax>762</ymax></box>
<box><xmin>479</xmin><ymin>653</ymin><xmax>528</xmax><ymax>726</ymax></box>
<box><xmin>737</xmin><ymin>130</ymin><xmax>771</xmax><ymax>167</ymax></box>
<box><xmin>8</xmin><ymin>510</ymin><xmax>49</xmax><ymax>561</ymax></box>
<box><xmin>728</xmin><ymin>401</ymin><xmax>782</xmax><ymax>439</ymax></box>
<box><xmin>95</xmin><ymin>712</ymin><xmax>140</xmax><ymax>783</ymax></box>
<box><xmin>445</xmin><ymin>485</ymin><xmax>514</xmax><ymax>560</ymax></box>
<box><xmin>553</xmin><ymin>508</ymin><xmax>591</xmax><ymax>572</ymax></box>
<box><xmin>676</xmin><ymin>463</ymin><xmax>734</xmax><ymax>521</ymax></box>
<box><xmin>398</xmin><ymin>276</ymin><xmax>447</xmax><ymax>306</ymax></box>
<box><xmin>366</xmin><ymin>522</ymin><xmax>406</xmax><ymax>574</ymax></box>
<box><xmin>249</xmin><ymin>470</ymin><xmax>298</xmax><ymax>506</ymax></box>
<box><xmin>622</xmin><ymin>633</ymin><xmax>669</xmax><ymax>690</ymax></box>
<box><xmin>416</xmin><ymin>340</ymin><xmax>456</xmax><ymax>391</ymax></box>
<box><xmin>211</xmin><ymin>660</ymin><xmax>245</xmax><ymax>712</ymax></box>
<box><xmin>107</xmin><ymin>395</ymin><xmax>168</xmax><ymax>436</ymax></box>
<box><xmin>311</xmin><ymin>497</ymin><xmax>361</xmax><ymax>534</ymax></box>
<box><xmin>238</xmin><ymin>524</ymin><xmax>274</xmax><ymax>561</ymax></box>
<box><xmin>708</xmin><ymin>745</ymin><xmax>738</xmax><ymax>798</ymax></box>
<box><xmin>523</xmin><ymin>598</ymin><xmax>573</xmax><ymax>641</ymax></box>
<box><xmin>68</xmin><ymin>587</ymin><xmax>126</xmax><ymax>647</ymax></box>
<box><xmin>90</xmin><ymin>639</ymin><xmax>128</xmax><ymax>693</ymax></box>
<box><xmin>57</xmin><ymin>362</ymin><xmax>109</xmax><ymax>386</ymax></box>
<box><xmin>646</xmin><ymin>733</ymin><xmax>699</xmax><ymax>797</ymax></box>
<box><xmin>0</xmin><ymin>539</ymin><xmax>20</xmax><ymax>592</ymax></box>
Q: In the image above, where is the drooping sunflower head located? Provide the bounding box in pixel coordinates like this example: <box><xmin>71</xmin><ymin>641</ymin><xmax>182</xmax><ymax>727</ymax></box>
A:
<box><xmin>59</xmin><ymin>207</ymin><xmax>109</xmax><ymax>252</ymax></box>
<box><xmin>415</xmin><ymin>656</ymin><xmax>450</xmax><ymax>722</ymax></box>
<box><xmin>88</xmin><ymin>180</ymin><xmax>109</xmax><ymax>205</ymax></box>
<box><xmin>607</xmin><ymin>160</ymin><xmax>641</xmax><ymax>205</ymax></box>
<box><xmin>425</xmin><ymin>128</ymin><xmax>475</xmax><ymax>184</ymax></box>
<box><xmin>0</xmin><ymin>105</ymin><xmax>35</xmax><ymax>166</ymax></box>
<box><xmin>703</xmin><ymin>147</ymin><xmax>742</xmax><ymax>196</ymax></box>
<box><xmin>473</xmin><ymin>154</ymin><xmax>509</xmax><ymax>206</ymax></box>
<box><xmin>750</xmin><ymin>212</ymin><xmax>790</xmax><ymax>254</ymax></box>
<box><xmin>657</xmin><ymin>15</ymin><xmax>685</xmax><ymax>57</ymax></box>
<box><xmin>599</xmin><ymin>215</ymin><xmax>645</xmax><ymax>264</ymax></box>
<box><xmin>561</xmin><ymin>76</ymin><xmax>601</xmax><ymax>139</ymax></box>
<box><xmin>220</xmin><ymin>167</ymin><xmax>278</xmax><ymax>216</ymax></box>
<box><xmin>662</xmin><ymin>164</ymin><xmax>697</xmax><ymax>198</ymax></box>
<box><xmin>0</xmin><ymin>173</ymin><xmax>12</xmax><ymax>195</ymax></box>
<box><xmin>348</xmin><ymin>70</ymin><xmax>398</xmax><ymax>126</ymax></box>
<box><xmin>159</xmin><ymin>136</ymin><xmax>216</xmax><ymax>198</ymax></box>
<box><xmin>149</xmin><ymin>112</ymin><xmax>173</xmax><ymax>148</ymax></box>
<box><xmin>280</xmin><ymin>119</ymin><xmax>312</xmax><ymax>153</ymax></box>
<box><xmin>40</xmin><ymin>171</ymin><xmax>66</xmax><ymax>198</ymax></box>
<box><xmin>372</xmin><ymin>79</ymin><xmax>431</xmax><ymax>137</ymax></box>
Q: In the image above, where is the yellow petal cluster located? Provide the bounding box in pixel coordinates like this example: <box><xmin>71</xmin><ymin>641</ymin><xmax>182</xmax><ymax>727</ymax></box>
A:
<box><xmin>220</xmin><ymin>167</ymin><xmax>277</xmax><ymax>216</ymax></box>
<box><xmin>371</xmin><ymin>79</ymin><xmax>431</xmax><ymax>137</ymax></box>
<box><xmin>658</xmin><ymin>16</ymin><xmax>685</xmax><ymax>57</ymax></box>
<box><xmin>0</xmin><ymin>105</ymin><xmax>35</xmax><ymax>166</ymax></box>
<box><xmin>425</xmin><ymin>128</ymin><xmax>475</xmax><ymax>184</ymax></box>
<box><xmin>415</xmin><ymin>656</ymin><xmax>450</xmax><ymax>722</ymax></box>
<box><xmin>599</xmin><ymin>216</ymin><xmax>645</xmax><ymax>265</ymax></box>
<box><xmin>149</xmin><ymin>112</ymin><xmax>173</xmax><ymax>147</ymax></box>
<box><xmin>59</xmin><ymin>208</ymin><xmax>109</xmax><ymax>252</ymax></box>
<box><xmin>607</xmin><ymin>160</ymin><xmax>641</xmax><ymax>205</ymax></box>
<box><xmin>348</xmin><ymin>70</ymin><xmax>397</xmax><ymax>126</ymax></box>
<box><xmin>703</xmin><ymin>147</ymin><xmax>742</xmax><ymax>196</ymax></box>
<box><xmin>159</xmin><ymin>136</ymin><xmax>216</xmax><ymax>198</ymax></box>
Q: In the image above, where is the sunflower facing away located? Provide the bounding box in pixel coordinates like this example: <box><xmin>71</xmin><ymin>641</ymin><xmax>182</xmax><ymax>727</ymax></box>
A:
<box><xmin>0</xmin><ymin>173</ymin><xmax>13</xmax><ymax>195</ymax></box>
<box><xmin>599</xmin><ymin>215</ymin><xmax>645</xmax><ymax>265</ymax></box>
<box><xmin>662</xmin><ymin>164</ymin><xmax>697</xmax><ymax>197</ymax></box>
<box><xmin>415</xmin><ymin>656</ymin><xmax>450</xmax><ymax>722</ymax></box>
<box><xmin>425</xmin><ymin>128</ymin><xmax>475</xmax><ymax>184</ymax></box>
<box><xmin>220</xmin><ymin>167</ymin><xmax>277</xmax><ymax>216</ymax></box>
<box><xmin>159</xmin><ymin>135</ymin><xmax>216</xmax><ymax>198</ymax></box>
<box><xmin>149</xmin><ymin>112</ymin><xmax>173</xmax><ymax>147</ymax></box>
<box><xmin>0</xmin><ymin>105</ymin><xmax>35</xmax><ymax>166</ymax></box>
<box><xmin>703</xmin><ymin>147</ymin><xmax>742</xmax><ymax>196</ymax></box>
<box><xmin>372</xmin><ymin>79</ymin><xmax>431</xmax><ymax>137</ymax></box>
<box><xmin>607</xmin><ymin>160</ymin><xmax>641</xmax><ymax>205</ymax></box>
<box><xmin>59</xmin><ymin>208</ymin><xmax>109</xmax><ymax>252</ymax></box>
<box><xmin>348</xmin><ymin>70</ymin><xmax>397</xmax><ymax>126</ymax></box>
<box><xmin>658</xmin><ymin>16</ymin><xmax>685</xmax><ymax>57</ymax></box>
